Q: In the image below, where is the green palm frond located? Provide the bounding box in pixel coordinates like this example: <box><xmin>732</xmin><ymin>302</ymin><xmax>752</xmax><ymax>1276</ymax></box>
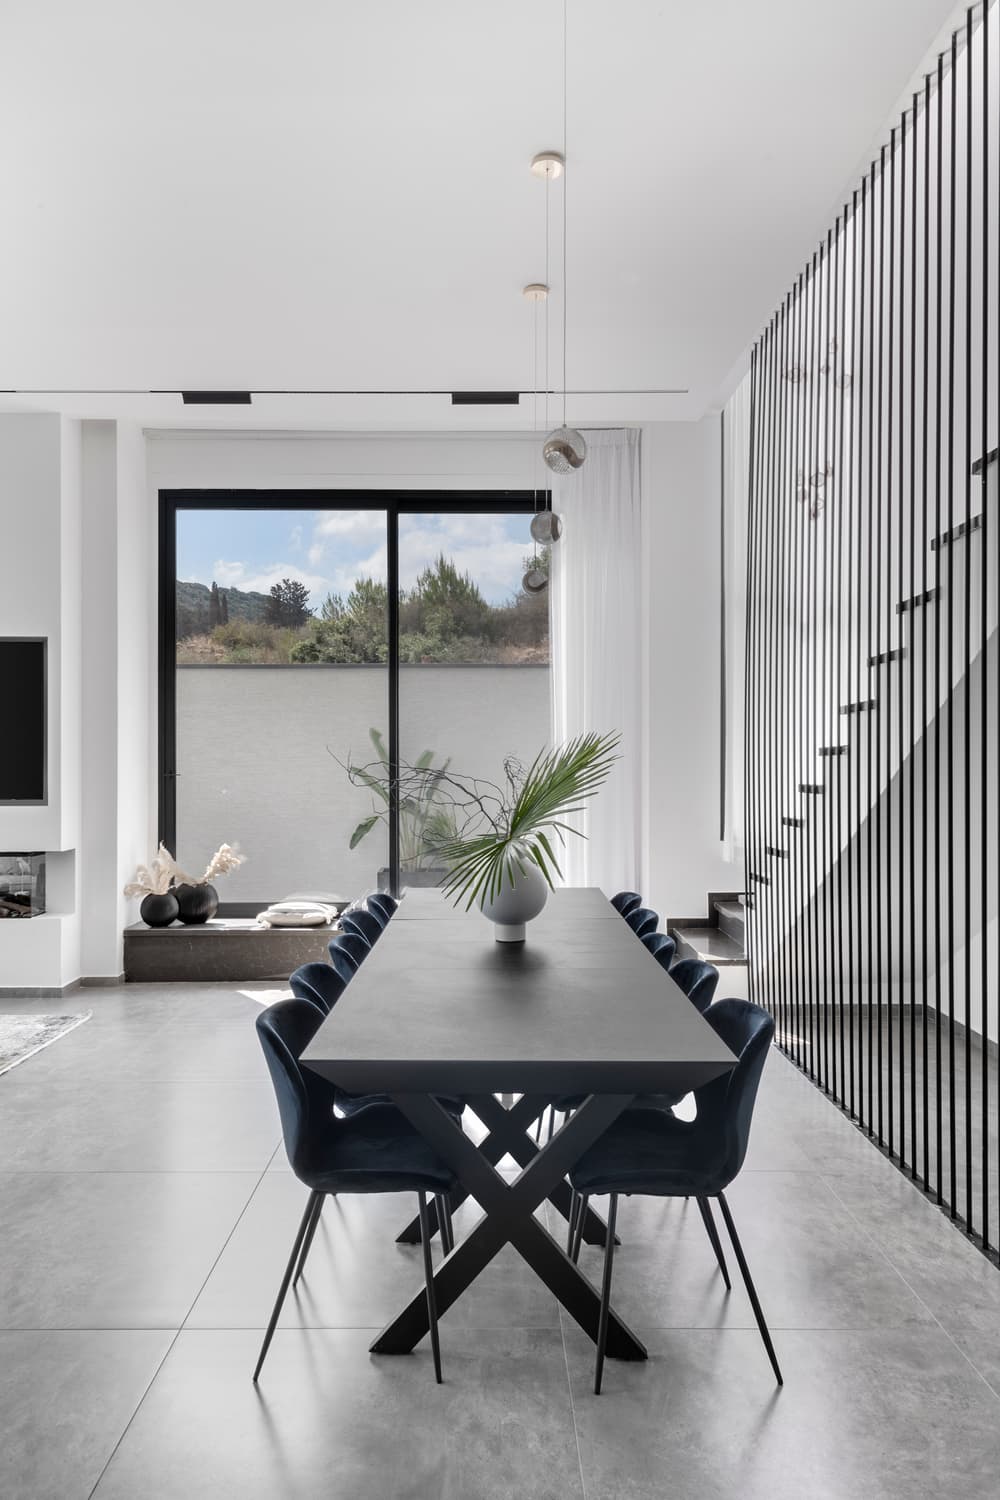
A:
<box><xmin>435</xmin><ymin>731</ymin><xmax>621</xmax><ymax>909</ymax></box>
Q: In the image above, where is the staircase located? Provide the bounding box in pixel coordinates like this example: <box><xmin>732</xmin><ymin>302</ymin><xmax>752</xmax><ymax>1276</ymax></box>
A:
<box><xmin>670</xmin><ymin>892</ymin><xmax>747</xmax><ymax>967</ymax></box>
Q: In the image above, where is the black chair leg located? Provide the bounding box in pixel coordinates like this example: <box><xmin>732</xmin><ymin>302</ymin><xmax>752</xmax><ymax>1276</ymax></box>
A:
<box><xmin>292</xmin><ymin>1193</ymin><xmax>325</xmax><ymax>1287</ymax></box>
<box><xmin>253</xmin><ymin>1189</ymin><xmax>321</xmax><ymax>1382</ymax></box>
<box><xmin>417</xmin><ymin>1191</ymin><xmax>443</xmax><ymax>1384</ymax></box>
<box><xmin>436</xmin><ymin>1193</ymin><xmax>454</xmax><ymax>1255</ymax></box>
<box><xmin>716</xmin><ymin>1191</ymin><xmax>783</xmax><ymax>1385</ymax></box>
<box><xmin>571</xmin><ymin>1193</ymin><xmax>589</xmax><ymax>1264</ymax></box>
<box><xmin>696</xmin><ymin>1197</ymin><xmax>731</xmax><ymax>1290</ymax></box>
<box><xmin>594</xmin><ymin>1192</ymin><xmax>619</xmax><ymax>1395</ymax></box>
<box><xmin>566</xmin><ymin>1190</ymin><xmax>580</xmax><ymax>1256</ymax></box>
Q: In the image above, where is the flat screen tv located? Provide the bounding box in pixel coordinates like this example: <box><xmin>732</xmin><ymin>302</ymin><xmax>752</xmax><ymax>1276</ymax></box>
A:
<box><xmin>0</xmin><ymin>639</ymin><xmax>47</xmax><ymax>803</ymax></box>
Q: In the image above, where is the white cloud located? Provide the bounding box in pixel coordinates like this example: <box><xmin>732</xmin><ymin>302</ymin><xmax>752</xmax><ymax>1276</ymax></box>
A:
<box><xmin>211</xmin><ymin>558</ymin><xmax>334</xmax><ymax>604</ymax></box>
<box><xmin>288</xmin><ymin>525</ymin><xmax>303</xmax><ymax>551</ymax></box>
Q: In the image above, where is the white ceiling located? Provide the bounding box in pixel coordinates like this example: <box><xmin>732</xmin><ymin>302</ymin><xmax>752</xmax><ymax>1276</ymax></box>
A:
<box><xmin>0</xmin><ymin>0</ymin><xmax>962</xmax><ymax>429</ymax></box>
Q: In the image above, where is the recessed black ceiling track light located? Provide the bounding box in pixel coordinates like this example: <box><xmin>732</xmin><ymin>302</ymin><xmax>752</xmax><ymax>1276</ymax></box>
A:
<box><xmin>180</xmin><ymin>391</ymin><xmax>252</xmax><ymax>405</ymax></box>
<box><xmin>450</xmin><ymin>391</ymin><xmax>520</xmax><ymax>406</ymax></box>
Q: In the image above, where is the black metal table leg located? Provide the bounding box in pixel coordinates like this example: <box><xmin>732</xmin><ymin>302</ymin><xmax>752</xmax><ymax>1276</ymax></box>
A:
<box><xmin>373</xmin><ymin>1091</ymin><xmax>647</xmax><ymax>1362</ymax></box>
<box><xmin>396</xmin><ymin>1092</ymin><xmax>615</xmax><ymax>1248</ymax></box>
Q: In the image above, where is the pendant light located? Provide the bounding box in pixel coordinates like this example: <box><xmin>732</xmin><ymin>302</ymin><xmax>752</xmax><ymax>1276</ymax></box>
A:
<box><xmin>522</xmin><ymin>281</ymin><xmax>556</xmax><ymax>593</ymax></box>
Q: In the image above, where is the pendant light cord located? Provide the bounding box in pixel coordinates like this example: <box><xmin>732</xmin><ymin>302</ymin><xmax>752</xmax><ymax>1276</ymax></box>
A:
<box><xmin>562</xmin><ymin>0</ymin><xmax>568</xmax><ymax>427</ymax></box>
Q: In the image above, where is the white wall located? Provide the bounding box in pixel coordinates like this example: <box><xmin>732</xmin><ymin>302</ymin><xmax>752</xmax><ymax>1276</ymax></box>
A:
<box><xmin>0</xmin><ymin>415</ymin><xmax>83</xmax><ymax>989</ymax></box>
<box><xmin>642</xmin><ymin>418</ymin><xmax>735</xmax><ymax>921</ymax></box>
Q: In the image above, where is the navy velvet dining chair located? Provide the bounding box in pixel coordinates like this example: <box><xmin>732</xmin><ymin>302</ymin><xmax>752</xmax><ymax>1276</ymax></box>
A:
<box><xmin>624</xmin><ymin>906</ymin><xmax>659</xmax><ymax>940</ymax></box>
<box><xmin>327</xmin><ymin>932</ymin><xmax>371</xmax><ymax>985</ymax></box>
<box><xmin>366</xmin><ymin>893</ymin><xmax>398</xmax><ymax>926</ymax></box>
<box><xmin>569</xmin><ymin>998</ymin><xmax>781</xmax><ymax>1394</ymax></box>
<box><xmin>610</xmin><ymin>891</ymin><xmax>643</xmax><ymax>918</ymax></box>
<box><xmin>340</xmin><ymin>909</ymin><xmax>384</xmax><ymax>947</ymax></box>
<box><xmin>670</xmin><ymin>958</ymin><xmax>720</xmax><ymax>1015</ymax></box>
<box><xmin>641</xmin><ymin>931</ymin><xmax>677</xmax><ymax>969</ymax></box>
<box><xmin>289</xmin><ymin>961</ymin><xmax>347</xmax><ymax>1016</ymax></box>
<box><xmin>254</xmin><ymin>998</ymin><xmax>456</xmax><ymax>1384</ymax></box>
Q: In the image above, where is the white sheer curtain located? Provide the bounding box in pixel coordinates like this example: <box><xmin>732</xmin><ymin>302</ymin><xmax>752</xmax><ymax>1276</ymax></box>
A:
<box><xmin>722</xmin><ymin>375</ymin><xmax>751</xmax><ymax>867</ymax></box>
<box><xmin>550</xmin><ymin>427</ymin><xmax>642</xmax><ymax>893</ymax></box>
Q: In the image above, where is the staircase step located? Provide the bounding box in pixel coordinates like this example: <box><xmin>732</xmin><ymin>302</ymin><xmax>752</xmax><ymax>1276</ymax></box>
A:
<box><xmin>714</xmin><ymin>899</ymin><xmax>746</xmax><ymax>946</ymax></box>
<box><xmin>896</xmin><ymin>588</ymin><xmax>939</xmax><ymax>614</ymax></box>
<box><xmin>931</xmin><ymin>514</ymin><xmax>983</xmax><ymax>550</ymax></box>
<box><xmin>841</xmin><ymin>699</ymin><xmax>876</xmax><ymax>713</ymax></box>
<box><xmin>764</xmin><ymin>845</ymin><xmax>787</xmax><ymax>858</ymax></box>
<box><xmin>748</xmin><ymin>871</ymin><xmax>771</xmax><ymax>886</ymax></box>
<box><xmin>971</xmin><ymin>445</ymin><xmax>998</xmax><ymax>475</ymax></box>
<box><xmin>671</xmin><ymin>925</ymin><xmax>746</xmax><ymax>967</ymax></box>
<box><xmin>869</xmin><ymin>648</ymin><xmax>904</xmax><ymax>667</ymax></box>
<box><xmin>782</xmin><ymin>815</ymin><xmax>804</xmax><ymax>828</ymax></box>
<box><xmin>819</xmin><ymin>745</ymin><xmax>848</xmax><ymax>757</ymax></box>
<box><xmin>799</xmin><ymin>783</ymin><xmax>824</xmax><ymax>795</ymax></box>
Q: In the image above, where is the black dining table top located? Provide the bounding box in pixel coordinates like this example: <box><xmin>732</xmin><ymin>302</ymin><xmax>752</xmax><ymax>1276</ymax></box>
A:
<box><xmin>302</xmin><ymin>887</ymin><xmax>737</xmax><ymax>1096</ymax></box>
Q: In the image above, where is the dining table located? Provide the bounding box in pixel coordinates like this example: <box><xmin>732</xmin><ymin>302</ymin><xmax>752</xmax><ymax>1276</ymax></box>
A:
<box><xmin>301</xmin><ymin>885</ymin><xmax>737</xmax><ymax>1363</ymax></box>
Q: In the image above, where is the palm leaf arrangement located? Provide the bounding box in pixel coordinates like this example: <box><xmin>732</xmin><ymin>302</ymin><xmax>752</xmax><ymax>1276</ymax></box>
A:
<box><xmin>432</xmin><ymin>731</ymin><xmax>620</xmax><ymax>910</ymax></box>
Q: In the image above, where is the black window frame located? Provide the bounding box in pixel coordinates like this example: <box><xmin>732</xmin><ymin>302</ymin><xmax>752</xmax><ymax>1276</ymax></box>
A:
<box><xmin>158</xmin><ymin>488</ymin><xmax>550</xmax><ymax>907</ymax></box>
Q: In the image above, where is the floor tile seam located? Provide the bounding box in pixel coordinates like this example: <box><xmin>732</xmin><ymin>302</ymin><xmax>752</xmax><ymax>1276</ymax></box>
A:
<box><xmin>558</xmin><ymin>1306</ymin><xmax>589</xmax><ymax>1500</ymax></box>
<box><xmin>84</xmin><ymin>1142</ymin><xmax>283</xmax><ymax>1500</ymax></box>
<box><xmin>821</xmin><ymin>1172</ymin><xmax>1000</xmax><ymax>1403</ymax></box>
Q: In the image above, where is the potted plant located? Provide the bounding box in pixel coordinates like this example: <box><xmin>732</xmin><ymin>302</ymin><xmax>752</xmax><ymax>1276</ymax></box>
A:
<box><xmin>123</xmin><ymin>844</ymin><xmax>185</xmax><ymax>927</ymax></box>
<box><xmin>433</xmin><ymin>731</ymin><xmax>620</xmax><ymax>942</ymax></box>
<box><xmin>341</xmin><ymin>729</ymin><xmax>460</xmax><ymax>890</ymax></box>
<box><xmin>171</xmin><ymin>844</ymin><xmax>245</xmax><ymax>923</ymax></box>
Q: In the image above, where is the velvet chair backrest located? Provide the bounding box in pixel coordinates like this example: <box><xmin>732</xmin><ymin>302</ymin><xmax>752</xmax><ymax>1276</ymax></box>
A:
<box><xmin>289</xmin><ymin>961</ymin><xmax>347</xmax><ymax>1016</ymax></box>
<box><xmin>669</xmin><ymin>958</ymin><xmax>719</xmax><ymax>1015</ymax></box>
<box><xmin>689</xmin><ymin>999</ymin><xmax>774</xmax><ymax>1186</ymax></box>
<box><xmin>625</xmin><ymin>906</ymin><xmax>659</xmax><ymax>940</ymax></box>
<box><xmin>610</xmin><ymin>891</ymin><xmax>642</xmax><ymax>917</ymax></box>
<box><xmin>642</xmin><ymin>931</ymin><xmax>677</xmax><ymax>970</ymax></box>
<box><xmin>339</xmin><ymin>910</ymin><xmax>383</xmax><ymax>947</ymax></box>
<box><xmin>327</xmin><ymin>933</ymin><xmax>370</xmax><ymax>987</ymax></box>
<box><xmin>256</xmin><ymin>998</ymin><xmax>330</xmax><ymax>1178</ymax></box>
<box><xmin>366</xmin><ymin>893</ymin><xmax>397</xmax><ymax>926</ymax></box>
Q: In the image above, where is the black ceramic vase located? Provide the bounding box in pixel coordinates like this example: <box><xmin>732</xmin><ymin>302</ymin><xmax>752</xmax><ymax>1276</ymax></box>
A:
<box><xmin>140</xmin><ymin>891</ymin><xmax>180</xmax><ymax>927</ymax></box>
<box><xmin>174</xmin><ymin>882</ymin><xmax>219</xmax><ymax>924</ymax></box>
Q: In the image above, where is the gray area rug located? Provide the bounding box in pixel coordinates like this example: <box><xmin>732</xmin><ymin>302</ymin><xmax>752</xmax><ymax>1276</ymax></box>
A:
<box><xmin>0</xmin><ymin>1013</ymin><xmax>92</xmax><ymax>1076</ymax></box>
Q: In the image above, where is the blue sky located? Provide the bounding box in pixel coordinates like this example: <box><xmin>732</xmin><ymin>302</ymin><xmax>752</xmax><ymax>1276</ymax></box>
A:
<box><xmin>176</xmin><ymin>508</ymin><xmax>538</xmax><ymax>607</ymax></box>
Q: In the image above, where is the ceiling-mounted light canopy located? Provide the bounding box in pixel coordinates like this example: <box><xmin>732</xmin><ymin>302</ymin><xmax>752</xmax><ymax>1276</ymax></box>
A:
<box><xmin>530</xmin><ymin>151</ymin><xmax>564</xmax><ymax>180</ymax></box>
<box><xmin>522</xmin><ymin>283</ymin><xmax>549</xmax><ymax>302</ymax></box>
<box><xmin>543</xmin><ymin>425</ymin><xmax>587</xmax><ymax>474</ymax></box>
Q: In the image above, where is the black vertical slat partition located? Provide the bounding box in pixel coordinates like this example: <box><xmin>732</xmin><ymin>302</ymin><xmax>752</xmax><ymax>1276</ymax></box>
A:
<box><xmin>744</xmin><ymin>2</ymin><xmax>999</xmax><ymax>1262</ymax></box>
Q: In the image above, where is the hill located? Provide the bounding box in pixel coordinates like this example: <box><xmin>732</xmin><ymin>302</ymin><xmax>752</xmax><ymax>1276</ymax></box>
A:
<box><xmin>175</xmin><ymin>579</ymin><xmax>272</xmax><ymax>639</ymax></box>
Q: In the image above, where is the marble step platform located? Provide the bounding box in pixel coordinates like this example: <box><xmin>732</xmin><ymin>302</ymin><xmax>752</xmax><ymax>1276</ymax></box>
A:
<box><xmin>124</xmin><ymin>918</ymin><xmax>338</xmax><ymax>982</ymax></box>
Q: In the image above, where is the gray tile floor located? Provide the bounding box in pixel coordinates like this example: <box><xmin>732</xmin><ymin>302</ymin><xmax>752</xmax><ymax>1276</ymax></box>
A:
<box><xmin>1</xmin><ymin>974</ymin><xmax>999</xmax><ymax>1499</ymax></box>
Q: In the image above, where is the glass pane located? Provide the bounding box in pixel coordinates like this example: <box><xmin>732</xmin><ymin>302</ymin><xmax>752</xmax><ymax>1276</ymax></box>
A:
<box><xmin>396</xmin><ymin>512</ymin><xmax>551</xmax><ymax>893</ymax></box>
<box><xmin>174</xmin><ymin>507</ymin><xmax>388</xmax><ymax>904</ymax></box>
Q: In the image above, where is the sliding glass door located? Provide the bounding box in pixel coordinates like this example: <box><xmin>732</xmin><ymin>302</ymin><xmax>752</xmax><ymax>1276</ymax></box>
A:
<box><xmin>159</xmin><ymin>492</ymin><xmax>549</xmax><ymax>909</ymax></box>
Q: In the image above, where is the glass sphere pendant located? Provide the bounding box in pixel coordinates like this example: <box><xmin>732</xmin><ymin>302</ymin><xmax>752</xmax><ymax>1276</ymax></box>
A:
<box><xmin>529</xmin><ymin>511</ymin><xmax>562</xmax><ymax>544</ymax></box>
<box><xmin>543</xmin><ymin>425</ymin><xmax>587</xmax><ymax>474</ymax></box>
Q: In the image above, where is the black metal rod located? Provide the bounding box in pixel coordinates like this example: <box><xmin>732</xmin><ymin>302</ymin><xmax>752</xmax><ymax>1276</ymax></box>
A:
<box><xmin>947</xmin><ymin>26</ymin><xmax>958</xmax><ymax>1218</ymax></box>
<box><xmin>963</xmin><ymin>6</ymin><xmax>974</xmax><ymax>1234</ymax></box>
<box><xmin>978</xmin><ymin>0</ymin><xmax>990</xmax><ymax>1252</ymax></box>
<box><xmin>934</xmin><ymin>49</ymin><xmax>945</xmax><ymax>1207</ymax></box>
<box><xmin>834</xmin><ymin>210</ymin><xmax>848</xmax><ymax>1106</ymax></box>
<box><xmin>896</xmin><ymin>106</ymin><xmax>907</xmax><ymax>1168</ymax></box>
<box><xmin>808</xmin><ymin>250</ymin><xmax>820</xmax><ymax>1082</ymax></box>
<box><xmin>887</xmin><ymin>122</ymin><xmax>898</xmax><ymax>1161</ymax></box>
<box><xmin>867</xmin><ymin>160</ymin><xmax>879</xmax><ymax>1136</ymax></box>
<box><xmin>920</xmin><ymin>73</ymin><xmax>932</xmax><ymax>1194</ymax></box>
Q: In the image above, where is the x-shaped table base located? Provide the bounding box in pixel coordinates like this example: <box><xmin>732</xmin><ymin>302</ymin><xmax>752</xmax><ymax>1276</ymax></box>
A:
<box><xmin>394</xmin><ymin>1093</ymin><xmax>618</xmax><ymax>1249</ymax></box>
<box><xmin>371</xmin><ymin>1091</ymin><xmax>647</xmax><ymax>1362</ymax></box>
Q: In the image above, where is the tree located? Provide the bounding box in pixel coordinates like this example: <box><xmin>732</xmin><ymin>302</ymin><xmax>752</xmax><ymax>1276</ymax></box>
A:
<box><xmin>219</xmin><ymin>590</ymin><xmax>229</xmax><ymax>624</ymax></box>
<box><xmin>265</xmin><ymin>577</ymin><xmax>311</xmax><ymax>627</ymax></box>
<box><xmin>209</xmin><ymin>581</ymin><xmax>222</xmax><ymax>628</ymax></box>
<box><xmin>291</xmin><ymin>578</ymin><xmax>387</xmax><ymax>663</ymax></box>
